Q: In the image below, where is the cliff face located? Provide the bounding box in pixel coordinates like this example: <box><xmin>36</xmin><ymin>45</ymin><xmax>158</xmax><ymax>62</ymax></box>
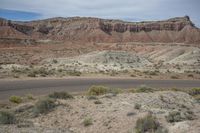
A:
<box><xmin>0</xmin><ymin>16</ymin><xmax>199</xmax><ymax>44</ymax></box>
<box><xmin>99</xmin><ymin>16</ymin><xmax>193</xmax><ymax>33</ymax></box>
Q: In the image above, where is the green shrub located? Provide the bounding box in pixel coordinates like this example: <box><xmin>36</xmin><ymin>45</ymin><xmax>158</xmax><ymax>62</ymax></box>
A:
<box><xmin>67</xmin><ymin>70</ymin><xmax>81</xmax><ymax>76</ymax></box>
<box><xmin>128</xmin><ymin>88</ymin><xmax>136</xmax><ymax>93</ymax></box>
<box><xmin>144</xmin><ymin>71</ymin><xmax>158</xmax><ymax>76</ymax></box>
<box><xmin>83</xmin><ymin>117</ymin><xmax>93</xmax><ymax>126</ymax></box>
<box><xmin>27</xmin><ymin>71</ymin><xmax>36</xmax><ymax>77</ymax></box>
<box><xmin>26</xmin><ymin>94</ymin><xmax>35</xmax><ymax>100</ymax></box>
<box><xmin>110</xmin><ymin>70</ymin><xmax>118</xmax><ymax>76</ymax></box>
<box><xmin>94</xmin><ymin>100</ymin><xmax>102</xmax><ymax>104</ymax></box>
<box><xmin>166</xmin><ymin>110</ymin><xmax>195</xmax><ymax>123</ymax></box>
<box><xmin>38</xmin><ymin>67</ymin><xmax>49</xmax><ymax>76</ymax></box>
<box><xmin>184</xmin><ymin>111</ymin><xmax>195</xmax><ymax>120</ymax></box>
<box><xmin>165</xmin><ymin>111</ymin><xmax>182</xmax><ymax>123</ymax></box>
<box><xmin>130</xmin><ymin>74</ymin><xmax>136</xmax><ymax>77</ymax></box>
<box><xmin>27</xmin><ymin>68</ymin><xmax>50</xmax><ymax>77</ymax></box>
<box><xmin>87</xmin><ymin>86</ymin><xmax>108</xmax><ymax>96</ymax></box>
<box><xmin>33</xmin><ymin>98</ymin><xmax>56</xmax><ymax>115</ymax></box>
<box><xmin>0</xmin><ymin>111</ymin><xmax>16</xmax><ymax>124</ymax></box>
<box><xmin>170</xmin><ymin>75</ymin><xmax>179</xmax><ymax>79</ymax></box>
<box><xmin>134</xmin><ymin>103</ymin><xmax>141</xmax><ymax>110</ymax></box>
<box><xmin>135</xmin><ymin>113</ymin><xmax>161</xmax><ymax>133</ymax></box>
<box><xmin>49</xmin><ymin>91</ymin><xmax>73</xmax><ymax>99</ymax></box>
<box><xmin>188</xmin><ymin>88</ymin><xmax>200</xmax><ymax>96</ymax></box>
<box><xmin>187</xmin><ymin>74</ymin><xmax>194</xmax><ymax>78</ymax></box>
<box><xmin>11</xmin><ymin>67</ymin><xmax>22</xmax><ymax>73</ymax></box>
<box><xmin>170</xmin><ymin>88</ymin><xmax>180</xmax><ymax>92</ymax></box>
<box><xmin>9</xmin><ymin>96</ymin><xmax>22</xmax><ymax>104</ymax></box>
<box><xmin>52</xmin><ymin>59</ymin><xmax>58</xmax><ymax>64</ymax></box>
<box><xmin>160</xmin><ymin>95</ymin><xmax>165</xmax><ymax>102</ymax></box>
<box><xmin>155</xmin><ymin>127</ymin><xmax>168</xmax><ymax>133</ymax></box>
<box><xmin>135</xmin><ymin>85</ymin><xmax>154</xmax><ymax>93</ymax></box>
<box><xmin>108</xmin><ymin>88</ymin><xmax>123</xmax><ymax>95</ymax></box>
<box><xmin>57</xmin><ymin>69</ymin><xmax>63</xmax><ymax>73</ymax></box>
<box><xmin>193</xmin><ymin>95</ymin><xmax>200</xmax><ymax>102</ymax></box>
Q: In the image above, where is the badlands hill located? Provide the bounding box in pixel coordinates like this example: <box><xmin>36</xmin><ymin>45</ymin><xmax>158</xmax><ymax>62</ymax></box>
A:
<box><xmin>0</xmin><ymin>16</ymin><xmax>200</xmax><ymax>44</ymax></box>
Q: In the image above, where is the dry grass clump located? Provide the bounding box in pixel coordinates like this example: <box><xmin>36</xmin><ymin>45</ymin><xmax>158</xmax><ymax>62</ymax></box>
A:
<box><xmin>83</xmin><ymin>117</ymin><xmax>93</xmax><ymax>126</ymax></box>
<box><xmin>144</xmin><ymin>71</ymin><xmax>158</xmax><ymax>76</ymax></box>
<box><xmin>129</xmin><ymin>85</ymin><xmax>154</xmax><ymax>93</ymax></box>
<box><xmin>9</xmin><ymin>96</ymin><xmax>23</xmax><ymax>104</ymax></box>
<box><xmin>165</xmin><ymin>111</ymin><xmax>182</xmax><ymax>123</ymax></box>
<box><xmin>193</xmin><ymin>95</ymin><xmax>200</xmax><ymax>102</ymax></box>
<box><xmin>87</xmin><ymin>85</ymin><xmax>123</xmax><ymax>96</ymax></box>
<box><xmin>27</xmin><ymin>71</ymin><xmax>36</xmax><ymax>77</ymax></box>
<box><xmin>87</xmin><ymin>86</ymin><xmax>109</xmax><ymax>96</ymax></box>
<box><xmin>170</xmin><ymin>75</ymin><xmax>179</xmax><ymax>79</ymax></box>
<box><xmin>26</xmin><ymin>94</ymin><xmax>35</xmax><ymax>100</ymax></box>
<box><xmin>52</xmin><ymin>59</ymin><xmax>58</xmax><ymax>64</ymax></box>
<box><xmin>94</xmin><ymin>100</ymin><xmax>102</xmax><ymax>104</ymax></box>
<box><xmin>67</xmin><ymin>70</ymin><xmax>81</xmax><ymax>76</ymax></box>
<box><xmin>188</xmin><ymin>88</ymin><xmax>200</xmax><ymax>96</ymax></box>
<box><xmin>49</xmin><ymin>91</ymin><xmax>73</xmax><ymax>99</ymax></box>
<box><xmin>165</xmin><ymin>111</ymin><xmax>195</xmax><ymax>123</ymax></box>
<box><xmin>187</xmin><ymin>88</ymin><xmax>200</xmax><ymax>102</ymax></box>
<box><xmin>108</xmin><ymin>88</ymin><xmax>123</xmax><ymax>95</ymax></box>
<box><xmin>136</xmin><ymin>85</ymin><xmax>154</xmax><ymax>93</ymax></box>
<box><xmin>0</xmin><ymin>111</ymin><xmax>16</xmax><ymax>124</ymax></box>
<box><xmin>33</xmin><ymin>98</ymin><xmax>56</xmax><ymax>116</ymax></box>
<box><xmin>135</xmin><ymin>113</ymin><xmax>167</xmax><ymax>133</ymax></box>
<box><xmin>134</xmin><ymin>103</ymin><xmax>141</xmax><ymax>110</ymax></box>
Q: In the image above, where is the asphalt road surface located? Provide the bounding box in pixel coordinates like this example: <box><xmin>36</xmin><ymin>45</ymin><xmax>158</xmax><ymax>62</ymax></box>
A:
<box><xmin>0</xmin><ymin>78</ymin><xmax>200</xmax><ymax>100</ymax></box>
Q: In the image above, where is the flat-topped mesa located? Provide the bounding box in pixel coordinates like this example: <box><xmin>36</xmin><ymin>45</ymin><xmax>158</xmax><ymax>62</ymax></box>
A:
<box><xmin>0</xmin><ymin>16</ymin><xmax>195</xmax><ymax>34</ymax></box>
<box><xmin>0</xmin><ymin>16</ymin><xmax>199</xmax><ymax>44</ymax></box>
<box><xmin>99</xmin><ymin>16</ymin><xmax>194</xmax><ymax>33</ymax></box>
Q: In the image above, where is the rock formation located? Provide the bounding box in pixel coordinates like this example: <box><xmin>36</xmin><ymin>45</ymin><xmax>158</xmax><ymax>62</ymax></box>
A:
<box><xmin>0</xmin><ymin>16</ymin><xmax>200</xmax><ymax>44</ymax></box>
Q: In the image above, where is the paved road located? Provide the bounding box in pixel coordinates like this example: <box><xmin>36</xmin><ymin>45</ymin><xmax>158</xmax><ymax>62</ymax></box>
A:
<box><xmin>0</xmin><ymin>78</ymin><xmax>200</xmax><ymax>100</ymax></box>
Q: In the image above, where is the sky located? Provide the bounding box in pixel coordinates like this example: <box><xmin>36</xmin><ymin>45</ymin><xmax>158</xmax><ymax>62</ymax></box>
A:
<box><xmin>0</xmin><ymin>0</ymin><xmax>199</xmax><ymax>27</ymax></box>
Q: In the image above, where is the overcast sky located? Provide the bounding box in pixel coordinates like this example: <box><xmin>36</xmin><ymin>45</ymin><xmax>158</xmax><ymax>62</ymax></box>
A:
<box><xmin>0</xmin><ymin>0</ymin><xmax>199</xmax><ymax>27</ymax></box>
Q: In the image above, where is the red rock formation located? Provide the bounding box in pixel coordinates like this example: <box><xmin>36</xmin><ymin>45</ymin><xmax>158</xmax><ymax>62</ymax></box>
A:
<box><xmin>99</xmin><ymin>16</ymin><xmax>194</xmax><ymax>33</ymax></box>
<box><xmin>0</xmin><ymin>16</ymin><xmax>199</xmax><ymax>44</ymax></box>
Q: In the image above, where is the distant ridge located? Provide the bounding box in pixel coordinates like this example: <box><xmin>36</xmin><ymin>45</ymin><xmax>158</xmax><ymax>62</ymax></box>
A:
<box><xmin>0</xmin><ymin>16</ymin><xmax>200</xmax><ymax>44</ymax></box>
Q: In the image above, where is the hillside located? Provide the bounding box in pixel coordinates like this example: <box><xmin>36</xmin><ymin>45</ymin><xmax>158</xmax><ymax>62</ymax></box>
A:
<box><xmin>0</xmin><ymin>16</ymin><xmax>200</xmax><ymax>79</ymax></box>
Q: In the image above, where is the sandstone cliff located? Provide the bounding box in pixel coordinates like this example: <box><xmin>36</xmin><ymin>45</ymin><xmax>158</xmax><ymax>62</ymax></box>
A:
<box><xmin>0</xmin><ymin>16</ymin><xmax>200</xmax><ymax>44</ymax></box>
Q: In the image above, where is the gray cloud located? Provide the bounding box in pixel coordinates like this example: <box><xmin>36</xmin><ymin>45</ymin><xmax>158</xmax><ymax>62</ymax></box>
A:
<box><xmin>0</xmin><ymin>0</ymin><xmax>199</xmax><ymax>26</ymax></box>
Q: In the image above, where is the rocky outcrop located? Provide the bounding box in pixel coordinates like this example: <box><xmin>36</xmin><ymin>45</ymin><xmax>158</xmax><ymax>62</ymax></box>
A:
<box><xmin>0</xmin><ymin>16</ymin><xmax>199</xmax><ymax>44</ymax></box>
<box><xmin>9</xmin><ymin>23</ymin><xmax>34</xmax><ymax>35</ymax></box>
<box><xmin>0</xmin><ymin>18</ymin><xmax>34</xmax><ymax>32</ymax></box>
<box><xmin>0</xmin><ymin>18</ymin><xmax>9</xmax><ymax>26</ymax></box>
<box><xmin>99</xmin><ymin>16</ymin><xmax>194</xmax><ymax>33</ymax></box>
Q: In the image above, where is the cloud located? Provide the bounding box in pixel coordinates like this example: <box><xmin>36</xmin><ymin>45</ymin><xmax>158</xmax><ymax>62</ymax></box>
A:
<box><xmin>0</xmin><ymin>0</ymin><xmax>159</xmax><ymax>17</ymax></box>
<box><xmin>0</xmin><ymin>0</ymin><xmax>199</xmax><ymax>26</ymax></box>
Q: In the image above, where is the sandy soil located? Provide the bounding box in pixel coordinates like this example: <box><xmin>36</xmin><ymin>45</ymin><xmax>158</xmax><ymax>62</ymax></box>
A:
<box><xmin>0</xmin><ymin>91</ymin><xmax>200</xmax><ymax>133</ymax></box>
